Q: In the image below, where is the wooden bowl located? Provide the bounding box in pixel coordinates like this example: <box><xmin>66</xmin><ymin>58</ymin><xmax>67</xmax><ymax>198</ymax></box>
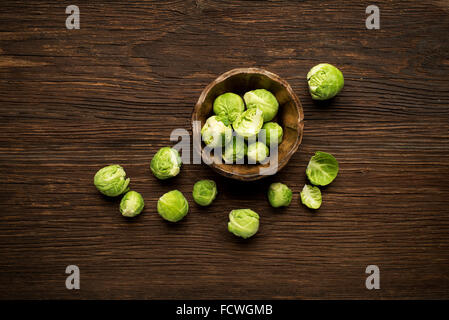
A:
<box><xmin>192</xmin><ymin>68</ymin><xmax>304</xmax><ymax>181</ymax></box>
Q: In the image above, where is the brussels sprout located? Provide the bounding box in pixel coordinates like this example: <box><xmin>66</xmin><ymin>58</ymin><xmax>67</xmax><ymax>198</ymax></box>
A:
<box><xmin>150</xmin><ymin>147</ymin><xmax>182</xmax><ymax>180</ymax></box>
<box><xmin>228</xmin><ymin>209</ymin><xmax>259</xmax><ymax>239</ymax></box>
<box><xmin>94</xmin><ymin>164</ymin><xmax>130</xmax><ymax>197</ymax></box>
<box><xmin>213</xmin><ymin>92</ymin><xmax>245</xmax><ymax>123</ymax></box>
<box><xmin>307</xmin><ymin>63</ymin><xmax>344</xmax><ymax>100</ymax></box>
<box><xmin>232</xmin><ymin>107</ymin><xmax>264</xmax><ymax>139</ymax></box>
<box><xmin>120</xmin><ymin>191</ymin><xmax>144</xmax><ymax>217</ymax></box>
<box><xmin>192</xmin><ymin>179</ymin><xmax>217</xmax><ymax>206</ymax></box>
<box><xmin>243</xmin><ymin>89</ymin><xmax>279</xmax><ymax>122</ymax></box>
<box><xmin>223</xmin><ymin>136</ymin><xmax>247</xmax><ymax>163</ymax></box>
<box><xmin>306</xmin><ymin>151</ymin><xmax>339</xmax><ymax>186</ymax></box>
<box><xmin>300</xmin><ymin>184</ymin><xmax>322</xmax><ymax>209</ymax></box>
<box><xmin>262</xmin><ymin>122</ymin><xmax>283</xmax><ymax>146</ymax></box>
<box><xmin>267</xmin><ymin>182</ymin><xmax>292</xmax><ymax>208</ymax></box>
<box><xmin>247</xmin><ymin>141</ymin><xmax>269</xmax><ymax>163</ymax></box>
<box><xmin>201</xmin><ymin>115</ymin><xmax>233</xmax><ymax>148</ymax></box>
<box><xmin>157</xmin><ymin>190</ymin><xmax>189</xmax><ymax>222</ymax></box>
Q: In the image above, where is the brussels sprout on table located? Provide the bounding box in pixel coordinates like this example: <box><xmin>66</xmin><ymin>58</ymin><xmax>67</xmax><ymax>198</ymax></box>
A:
<box><xmin>243</xmin><ymin>89</ymin><xmax>279</xmax><ymax>122</ymax></box>
<box><xmin>94</xmin><ymin>164</ymin><xmax>130</xmax><ymax>197</ymax></box>
<box><xmin>307</xmin><ymin>63</ymin><xmax>344</xmax><ymax>100</ymax></box>
<box><xmin>120</xmin><ymin>190</ymin><xmax>144</xmax><ymax>217</ymax></box>
<box><xmin>247</xmin><ymin>141</ymin><xmax>269</xmax><ymax>163</ymax></box>
<box><xmin>157</xmin><ymin>190</ymin><xmax>189</xmax><ymax>222</ymax></box>
<box><xmin>262</xmin><ymin>122</ymin><xmax>283</xmax><ymax>146</ymax></box>
<box><xmin>228</xmin><ymin>209</ymin><xmax>259</xmax><ymax>239</ymax></box>
<box><xmin>201</xmin><ymin>115</ymin><xmax>233</xmax><ymax>148</ymax></box>
<box><xmin>150</xmin><ymin>147</ymin><xmax>182</xmax><ymax>180</ymax></box>
<box><xmin>232</xmin><ymin>107</ymin><xmax>264</xmax><ymax>139</ymax></box>
<box><xmin>300</xmin><ymin>184</ymin><xmax>322</xmax><ymax>209</ymax></box>
<box><xmin>267</xmin><ymin>182</ymin><xmax>292</xmax><ymax>208</ymax></box>
<box><xmin>213</xmin><ymin>92</ymin><xmax>245</xmax><ymax>123</ymax></box>
<box><xmin>223</xmin><ymin>136</ymin><xmax>247</xmax><ymax>164</ymax></box>
<box><xmin>192</xmin><ymin>179</ymin><xmax>217</xmax><ymax>206</ymax></box>
<box><xmin>306</xmin><ymin>151</ymin><xmax>339</xmax><ymax>186</ymax></box>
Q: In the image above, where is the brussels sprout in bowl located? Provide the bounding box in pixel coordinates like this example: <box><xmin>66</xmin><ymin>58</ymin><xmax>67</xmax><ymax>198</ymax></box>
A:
<box><xmin>244</xmin><ymin>89</ymin><xmax>279</xmax><ymax>122</ymax></box>
<box><xmin>213</xmin><ymin>92</ymin><xmax>245</xmax><ymax>123</ymax></box>
<box><xmin>201</xmin><ymin>115</ymin><xmax>233</xmax><ymax>149</ymax></box>
<box><xmin>262</xmin><ymin>122</ymin><xmax>283</xmax><ymax>146</ymax></box>
<box><xmin>192</xmin><ymin>68</ymin><xmax>304</xmax><ymax>181</ymax></box>
<box><xmin>247</xmin><ymin>141</ymin><xmax>269</xmax><ymax>164</ymax></box>
<box><xmin>232</xmin><ymin>107</ymin><xmax>264</xmax><ymax>139</ymax></box>
<box><xmin>223</xmin><ymin>136</ymin><xmax>247</xmax><ymax>164</ymax></box>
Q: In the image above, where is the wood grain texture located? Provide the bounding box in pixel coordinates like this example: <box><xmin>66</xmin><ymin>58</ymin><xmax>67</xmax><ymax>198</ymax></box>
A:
<box><xmin>0</xmin><ymin>0</ymin><xmax>448</xmax><ymax>299</ymax></box>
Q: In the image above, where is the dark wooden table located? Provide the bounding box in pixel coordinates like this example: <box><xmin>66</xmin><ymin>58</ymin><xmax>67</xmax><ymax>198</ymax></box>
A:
<box><xmin>1</xmin><ymin>0</ymin><xmax>448</xmax><ymax>299</ymax></box>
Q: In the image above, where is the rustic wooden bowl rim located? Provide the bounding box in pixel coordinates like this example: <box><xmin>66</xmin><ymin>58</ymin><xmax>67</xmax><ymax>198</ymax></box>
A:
<box><xmin>192</xmin><ymin>67</ymin><xmax>304</xmax><ymax>181</ymax></box>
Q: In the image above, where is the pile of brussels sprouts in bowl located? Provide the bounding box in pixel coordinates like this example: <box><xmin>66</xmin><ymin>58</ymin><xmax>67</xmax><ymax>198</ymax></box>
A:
<box><xmin>200</xmin><ymin>88</ymin><xmax>283</xmax><ymax>166</ymax></box>
<box><xmin>192</xmin><ymin>68</ymin><xmax>304</xmax><ymax>181</ymax></box>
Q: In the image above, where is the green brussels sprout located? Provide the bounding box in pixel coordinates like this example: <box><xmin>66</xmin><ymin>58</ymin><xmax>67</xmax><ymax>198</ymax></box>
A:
<box><xmin>300</xmin><ymin>184</ymin><xmax>322</xmax><ymax>209</ymax></box>
<box><xmin>306</xmin><ymin>151</ymin><xmax>339</xmax><ymax>186</ymax></box>
<box><xmin>223</xmin><ymin>136</ymin><xmax>247</xmax><ymax>164</ymax></box>
<box><xmin>262</xmin><ymin>122</ymin><xmax>283</xmax><ymax>146</ymax></box>
<box><xmin>213</xmin><ymin>92</ymin><xmax>245</xmax><ymax>123</ymax></box>
<box><xmin>192</xmin><ymin>179</ymin><xmax>217</xmax><ymax>206</ymax></box>
<box><xmin>120</xmin><ymin>191</ymin><xmax>144</xmax><ymax>217</ymax></box>
<box><xmin>150</xmin><ymin>147</ymin><xmax>182</xmax><ymax>180</ymax></box>
<box><xmin>307</xmin><ymin>63</ymin><xmax>344</xmax><ymax>100</ymax></box>
<box><xmin>94</xmin><ymin>164</ymin><xmax>130</xmax><ymax>197</ymax></box>
<box><xmin>232</xmin><ymin>107</ymin><xmax>264</xmax><ymax>139</ymax></box>
<box><xmin>157</xmin><ymin>190</ymin><xmax>189</xmax><ymax>222</ymax></box>
<box><xmin>247</xmin><ymin>141</ymin><xmax>269</xmax><ymax>163</ymax></box>
<box><xmin>201</xmin><ymin>115</ymin><xmax>233</xmax><ymax>148</ymax></box>
<box><xmin>267</xmin><ymin>182</ymin><xmax>292</xmax><ymax>207</ymax></box>
<box><xmin>243</xmin><ymin>89</ymin><xmax>279</xmax><ymax>122</ymax></box>
<box><xmin>228</xmin><ymin>209</ymin><xmax>259</xmax><ymax>239</ymax></box>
